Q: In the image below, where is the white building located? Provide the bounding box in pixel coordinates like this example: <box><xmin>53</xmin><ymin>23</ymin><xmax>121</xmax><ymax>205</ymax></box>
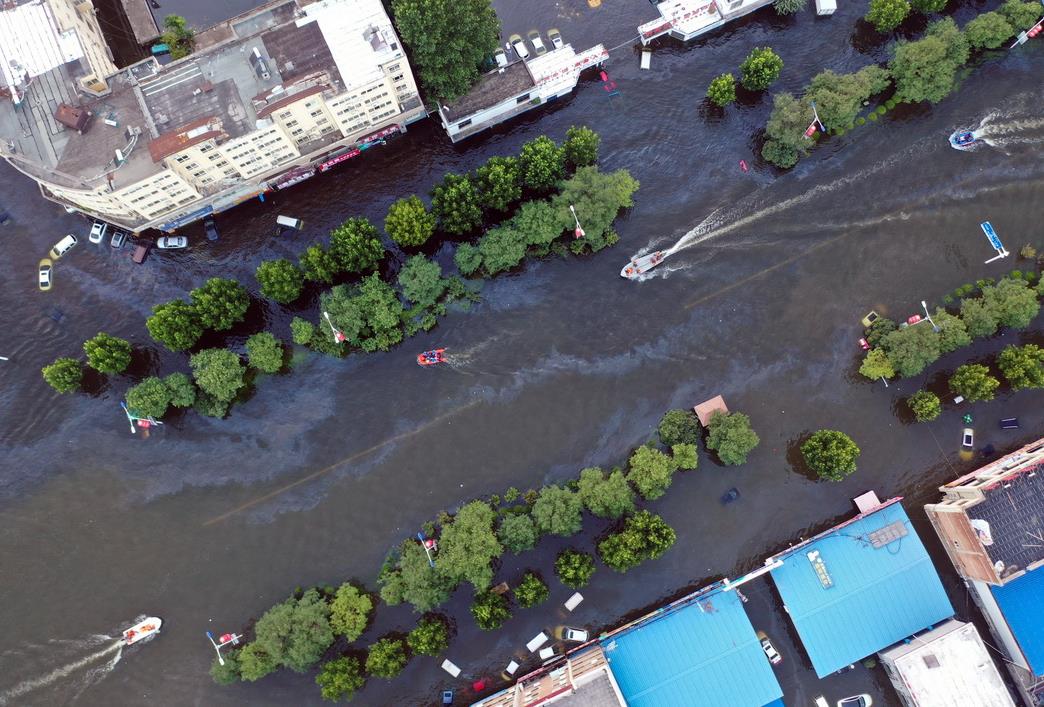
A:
<box><xmin>878</xmin><ymin>619</ymin><xmax>1015</xmax><ymax>707</ymax></box>
<box><xmin>1</xmin><ymin>0</ymin><xmax>426</xmax><ymax>232</ymax></box>
<box><xmin>438</xmin><ymin>43</ymin><xmax>607</xmax><ymax>143</ymax></box>
<box><xmin>638</xmin><ymin>0</ymin><xmax>775</xmax><ymax>44</ymax></box>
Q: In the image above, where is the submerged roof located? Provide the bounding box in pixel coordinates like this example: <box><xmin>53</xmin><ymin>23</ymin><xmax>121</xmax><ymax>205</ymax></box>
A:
<box><xmin>441</xmin><ymin>62</ymin><xmax>535</xmax><ymax>122</ymax></box>
<box><xmin>601</xmin><ymin>584</ymin><xmax>782</xmax><ymax>707</ymax></box>
<box><xmin>769</xmin><ymin>500</ymin><xmax>954</xmax><ymax>677</ymax></box>
<box><xmin>991</xmin><ymin>567</ymin><xmax>1044</xmax><ymax>676</ymax></box>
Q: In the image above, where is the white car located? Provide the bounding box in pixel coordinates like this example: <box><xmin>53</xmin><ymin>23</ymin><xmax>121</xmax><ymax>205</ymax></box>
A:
<box><xmin>838</xmin><ymin>696</ymin><xmax>873</xmax><ymax>707</ymax></box>
<box><xmin>49</xmin><ymin>234</ymin><xmax>77</xmax><ymax>259</ymax></box>
<box><xmin>157</xmin><ymin>235</ymin><xmax>188</xmax><ymax>249</ymax></box>
<box><xmin>110</xmin><ymin>230</ymin><xmax>127</xmax><ymax>248</ymax></box>
<box><xmin>962</xmin><ymin>428</ymin><xmax>974</xmax><ymax>448</ymax></box>
<box><xmin>548</xmin><ymin>28</ymin><xmax>563</xmax><ymax>50</ymax></box>
<box><xmin>528</xmin><ymin>30</ymin><xmax>546</xmax><ymax>55</ymax></box>
<box><xmin>494</xmin><ymin>48</ymin><xmax>508</xmax><ymax>67</ymax></box>
<box><xmin>88</xmin><ymin>221</ymin><xmax>108</xmax><ymax>244</ymax></box>
<box><xmin>508</xmin><ymin>34</ymin><xmax>529</xmax><ymax>60</ymax></box>
<box><xmin>757</xmin><ymin>631</ymin><xmax>782</xmax><ymax>665</ymax></box>
<box><xmin>562</xmin><ymin>627</ymin><xmax>588</xmax><ymax>642</ymax></box>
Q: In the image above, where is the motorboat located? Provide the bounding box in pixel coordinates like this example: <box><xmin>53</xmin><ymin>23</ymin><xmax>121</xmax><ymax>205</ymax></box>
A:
<box><xmin>417</xmin><ymin>349</ymin><xmax>446</xmax><ymax>366</ymax></box>
<box><xmin>122</xmin><ymin>617</ymin><xmax>162</xmax><ymax>645</ymax></box>
<box><xmin>949</xmin><ymin>129</ymin><xmax>979</xmax><ymax>150</ymax></box>
<box><xmin>620</xmin><ymin>251</ymin><xmax>666</xmax><ymax>279</ymax></box>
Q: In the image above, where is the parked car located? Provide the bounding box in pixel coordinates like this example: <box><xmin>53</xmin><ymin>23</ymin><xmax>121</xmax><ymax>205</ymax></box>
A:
<box><xmin>203</xmin><ymin>216</ymin><xmax>218</xmax><ymax>241</ymax></box>
<box><xmin>493</xmin><ymin>48</ymin><xmax>508</xmax><ymax>67</ymax></box>
<box><xmin>858</xmin><ymin>338</ymin><xmax>870</xmax><ymax>350</ymax></box>
<box><xmin>962</xmin><ymin>428</ymin><xmax>974</xmax><ymax>448</ymax></box>
<box><xmin>157</xmin><ymin>235</ymin><xmax>188</xmax><ymax>249</ymax></box>
<box><xmin>110</xmin><ymin>230</ymin><xmax>128</xmax><ymax>249</ymax></box>
<box><xmin>508</xmin><ymin>34</ymin><xmax>529</xmax><ymax>59</ymax></box>
<box><xmin>49</xmin><ymin>234</ymin><xmax>77</xmax><ymax>259</ymax></box>
<box><xmin>528</xmin><ymin>30</ymin><xmax>547</xmax><ymax>55</ymax></box>
<box><xmin>38</xmin><ymin>258</ymin><xmax>53</xmax><ymax>291</ymax></box>
<box><xmin>861</xmin><ymin>310</ymin><xmax>879</xmax><ymax>328</ymax></box>
<box><xmin>561</xmin><ymin>627</ymin><xmax>588</xmax><ymax>642</ymax></box>
<box><xmin>757</xmin><ymin>631</ymin><xmax>782</xmax><ymax>665</ymax></box>
<box><xmin>837</xmin><ymin>695</ymin><xmax>873</xmax><ymax>707</ymax></box>
<box><xmin>548</xmin><ymin>28</ymin><xmax>563</xmax><ymax>50</ymax></box>
<box><xmin>132</xmin><ymin>243</ymin><xmax>150</xmax><ymax>264</ymax></box>
<box><xmin>88</xmin><ymin>221</ymin><xmax>108</xmax><ymax>244</ymax></box>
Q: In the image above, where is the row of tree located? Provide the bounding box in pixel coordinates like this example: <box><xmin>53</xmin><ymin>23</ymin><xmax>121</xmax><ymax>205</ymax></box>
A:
<box><xmin>762</xmin><ymin>1</ymin><xmax>1043</xmax><ymax>167</ymax></box>
<box><xmin>860</xmin><ymin>275</ymin><xmax>1042</xmax><ymax>381</ymax></box>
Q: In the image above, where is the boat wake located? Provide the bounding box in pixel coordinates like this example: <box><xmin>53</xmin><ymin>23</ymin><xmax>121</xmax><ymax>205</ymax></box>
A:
<box><xmin>0</xmin><ymin>637</ymin><xmax>123</xmax><ymax>706</ymax></box>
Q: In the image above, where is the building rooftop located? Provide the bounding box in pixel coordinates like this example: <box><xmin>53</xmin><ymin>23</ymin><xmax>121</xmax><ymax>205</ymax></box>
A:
<box><xmin>879</xmin><ymin>619</ymin><xmax>1014</xmax><ymax>707</ymax></box>
<box><xmin>471</xmin><ymin>645</ymin><xmax>624</xmax><ymax>707</ymax></box>
<box><xmin>119</xmin><ymin>0</ymin><xmax>160</xmax><ymax>45</ymax></box>
<box><xmin>991</xmin><ymin>566</ymin><xmax>1044</xmax><ymax>677</ymax></box>
<box><xmin>0</xmin><ymin>0</ymin><xmax>86</xmax><ymax>89</ymax></box>
<box><xmin>601</xmin><ymin>582</ymin><xmax>783</xmax><ymax>707</ymax></box>
<box><xmin>441</xmin><ymin>61</ymin><xmax>535</xmax><ymax>122</ymax></box>
<box><xmin>639</xmin><ymin>0</ymin><xmax>723</xmax><ymax>40</ymax></box>
<box><xmin>768</xmin><ymin>499</ymin><xmax>954</xmax><ymax>677</ymax></box>
<box><xmin>967</xmin><ymin>457</ymin><xmax>1044</xmax><ymax>580</ymax></box>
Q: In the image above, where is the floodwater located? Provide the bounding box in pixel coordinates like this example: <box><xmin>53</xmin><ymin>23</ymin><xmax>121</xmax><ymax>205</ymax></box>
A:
<box><xmin>1</xmin><ymin>0</ymin><xmax>1043</xmax><ymax>704</ymax></box>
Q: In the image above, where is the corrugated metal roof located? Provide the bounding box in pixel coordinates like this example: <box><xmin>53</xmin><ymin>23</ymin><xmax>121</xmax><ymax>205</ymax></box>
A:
<box><xmin>991</xmin><ymin>568</ymin><xmax>1044</xmax><ymax>676</ymax></box>
<box><xmin>769</xmin><ymin>502</ymin><xmax>954</xmax><ymax>677</ymax></box>
<box><xmin>601</xmin><ymin>585</ymin><xmax>783</xmax><ymax>707</ymax></box>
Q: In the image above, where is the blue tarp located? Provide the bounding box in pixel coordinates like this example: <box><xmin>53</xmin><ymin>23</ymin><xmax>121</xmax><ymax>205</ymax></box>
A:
<box><xmin>602</xmin><ymin>585</ymin><xmax>783</xmax><ymax>707</ymax></box>
<box><xmin>991</xmin><ymin>568</ymin><xmax>1044</xmax><ymax>676</ymax></box>
<box><xmin>769</xmin><ymin>502</ymin><xmax>954</xmax><ymax>677</ymax></box>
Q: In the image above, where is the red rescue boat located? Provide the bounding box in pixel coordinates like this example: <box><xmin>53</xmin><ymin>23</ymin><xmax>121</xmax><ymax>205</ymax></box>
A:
<box><xmin>417</xmin><ymin>349</ymin><xmax>446</xmax><ymax>366</ymax></box>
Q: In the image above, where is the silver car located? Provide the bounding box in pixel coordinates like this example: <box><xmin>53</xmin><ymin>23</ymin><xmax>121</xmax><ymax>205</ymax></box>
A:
<box><xmin>157</xmin><ymin>235</ymin><xmax>188</xmax><ymax>249</ymax></box>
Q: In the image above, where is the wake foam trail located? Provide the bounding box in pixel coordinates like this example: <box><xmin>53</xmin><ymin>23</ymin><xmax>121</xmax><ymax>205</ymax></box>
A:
<box><xmin>979</xmin><ymin>117</ymin><xmax>1044</xmax><ymax>137</ymax></box>
<box><xmin>0</xmin><ymin>640</ymin><xmax>122</xmax><ymax>705</ymax></box>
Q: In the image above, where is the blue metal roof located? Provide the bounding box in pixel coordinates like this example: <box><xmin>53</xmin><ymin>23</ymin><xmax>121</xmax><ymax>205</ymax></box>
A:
<box><xmin>601</xmin><ymin>584</ymin><xmax>783</xmax><ymax>707</ymax></box>
<box><xmin>991</xmin><ymin>568</ymin><xmax>1044</xmax><ymax>676</ymax></box>
<box><xmin>769</xmin><ymin>501</ymin><xmax>954</xmax><ymax>677</ymax></box>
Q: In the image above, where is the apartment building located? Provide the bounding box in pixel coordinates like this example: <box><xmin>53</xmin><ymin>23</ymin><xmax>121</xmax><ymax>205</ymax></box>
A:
<box><xmin>0</xmin><ymin>0</ymin><xmax>426</xmax><ymax>232</ymax></box>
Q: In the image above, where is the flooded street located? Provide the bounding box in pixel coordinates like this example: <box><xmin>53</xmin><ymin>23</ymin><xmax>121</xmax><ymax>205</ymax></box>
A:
<box><xmin>1</xmin><ymin>0</ymin><xmax>1043</xmax><ymax>704</ymax></box>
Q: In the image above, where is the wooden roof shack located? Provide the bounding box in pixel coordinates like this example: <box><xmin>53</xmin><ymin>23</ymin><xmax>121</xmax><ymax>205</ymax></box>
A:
<box><xmin>693</xmin><ymin>395</ymin><xmax>728</xmax><ymax>427</ymax></box>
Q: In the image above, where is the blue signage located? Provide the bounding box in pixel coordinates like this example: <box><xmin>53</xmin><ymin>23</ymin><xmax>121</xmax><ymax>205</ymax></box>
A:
<box><xmin>980</xmin><ymin>221</ymin><xmax>1004</xmax><ymax>251</ymax></box>
<box><xmin>159</xmin><ymin>204</ymin><xmax>213</xmax><ymax>232</ymax></box>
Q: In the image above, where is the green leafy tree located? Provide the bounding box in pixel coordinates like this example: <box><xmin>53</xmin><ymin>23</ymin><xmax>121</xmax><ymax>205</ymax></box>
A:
<box><xmin>190</xmin><ymin>278</ymin><xmax>249</xmax><ymax>332</ymax></box>
<box><xmin>555</xmin><ymin>549</ymin><xmax>595</xmax><ymax>588</ymax></box>
<box><xmin>999</xmin><ymin>0</ymin><xmax>1043</xmax><ymax>29</ymax></box>
<box><xmin>437</xmin><ymin>500</ymin><xmax>503</xmax><ymax>591</ymax></box>
<box><xmin>932</xmin><ymin>309</ymin><xmax>972</xmax><ymax>353</ymax></box>
<box><xmin>316</xmin><ymin>656</ymin><xmax>366</xmax><ymax>702</ymax></box>
<box><xmin>910</xmin><ymin>0</ymin><xmax>946</xmax><ymax>12</ymax></box>
<box><xmin>658</xmin><ymin>408</ymin><xmax>700</xmax><ymax>446</ymax></box>
<box><xmin>563</xmin><ymin>125</ymin><xmax>600</xmax><ymax>169</ymax></box>
<box><xmin>126</xmin><ymin>376</ymin><xmax>173</xmax><ymax>418</ymax></box>
<box><xmin>805</xmin><ymin>66</ymin><xmax>891</xmax><ymax>129</ymax></box>
<box><xmin>577</xmin><ymin>467</ymin><xmax>635</xmax><ymax>519</ymax></box>
<box><xmin>470</xmin><ymin>590</ymin><xmax>511</xmax><ymax>631</ymax></box>
<box><xmin>512</xmin><ymin>200</ymin><xmax>563</xmax><ymax>248</ymax></box>
<box><xmin>598</xmin><ymin>511</ymin><xmax>677</xmax><ymax>572</ymax></box>
<box><xmin>801</xmin><ymin>430</ymin><xmax>860</xmax><ymax>481</ymax></box>
<box><xmin>514</xmin><ymin>572</ymin><xmax>549</xmax><ymax>608</ymax></box>
<box><xmin>866</xmin><ymin>316</ymin><xmax>898</xmax><ymax>347</ymax></box>
<box><xmin>964</xmin><ymin>11</ymin><xmax>1014</xmax><ymax>49</ymax></box>
<box><xmin>378</xmin><ymin>540</ymin><xmax>455</xmax><ymax>612</ymax></box>
<box><xmin>246</xmin><ymin>332</ymin><xmax>284</xmax><ymax>374</ymax></box>
<box><xmin>551</xmin><ymin>167</ymin><xmax>639</xmax><ymax>253</ymax></box>
<box><xmin>477</xmin><ymin>225</ymin><xmax>528</xmax><ymax>276</ymax></box>
<box><xmin>366</xmin><ymin>637</ymin><xmax>408</xmax><ymax>679</ymax></box>
<box><xmin>256</xmin><ymin>259</ymin><xmax>304</xmax><ymax>304</ymax></box>
<box><xmin>41</xmin><ymin>357</ymin><xmax>82</xmax><ymax>393</ymax></box>
<box><xmin>498</xmin><ymin>514</ymin><xmax>538</xmax><ymax>554</ymax></box>
<box><xmin>740</xmin><ymin>47</ymin><xmax>784</xmax><ymax>91</ymax></box>
<box><xmin>321</xmin><ymin>275</ymin><xmax>405</xmax><ymax>353</ymax></box>
<box><xmin>146</xmin><ymin>299</ymin><xmax>202</xmax><ymax>351</ymax></box>
<box><xmin>164</xmin><ymin>372</ymin><xmax>196</xmax><ymax>408</ymax></box>
<box><xmin>391</xmin><ymin>0</ymin><xmax>499</xmax><ymax>100</ymax></box>
<box><xmin>673</xmin><ymin>443</ymin><xmax>699</xmax><ymax>470</ymax></box>
<box><xmin>860</xmin><ymin>348</ymin><xmax>896</xmax><ymax>381</ymax></box>
<box><xmin>889</xmin><ymin>18</ymin><xmax>969</xmax><ymax>104</ymax></box>
<box><xmin>190</xmin><ymin>348</ymin><xmax>246</xmax><ymax>403</ymax></box>
<box><xmin>291</xmin><ymin>317</ymin><xmax>315</xmax><ymax>346</ymax></box>
<box><xmin>705</xmin><ymin>411</ymin><xmax>760</xmax><ymax>465</ymax></box>
<box><xmin>706</xmin><ymin>73</ymin><xmax>737</xmax><ymax>106</ymax></box>
<box><xmin>531</xmin><ymin>485</ymin><xmax>584</xmax><ymax>537</ymax></box>
<box><xmin>982</xmin><ymin>278</ymin><xmax>1040</xmax><ymax>329</ymax></box>
<box><xmin>881</xmin><ymin>323</ymin><xmax>941</xmax><ymax>377</ymax></box>
<box><xmin>398</xmin><ymin>255</ymin><xmax>447</xmax><ymax>307</ymax></box>
<box><xmin>210</xmin><ymin>649</ymin><xmax>241</xmax><ymax>684</ymax></box>
<box><xmin>998</xmin><ymin>344</ymin><xmax>1044</xmax><ymax>390</ymax></box>
<box><xmin>866</xmin><ymin>0</ymin><xmax>910</xmax><ymax>32</ymax></box>
<box><xmin>762</xmin><ymin>92</ymin><xmax>814</xmax><ymax>168</ymax></box>
<box><xmin>385</xmin><ymin>195</ymin><xmax>436</xmax><ymax>247</ymax></box>
<box><xmin>407</xmin><ymin>616</ymin><xmax>450</xmax><ymax>656</ymax></box>
<box><xmin>774</xmin><ymin>0</ymin><xmax>808</xmax><ymax>14</ymax></box>
<box><xmin>330</xmin><ymin>583</ymin><xmax>374</xmax><ymax>641</ymax></box>
<box><xmin>475</xmin><ymin>156</ymin><xmax>522</xmax><ymax>213</ymax></box>
<box><xmin>907</xmin><ymin>390</ymin><xmax>941</xmax><ymax>422</ymax></box>
<box><xmin>161</xmin><ymin>14</ymin><xmax>195</xmax><ymax>59</ymax></box>
<box><xmin>253</xmin><ymin>588</ymin><xmax>335</xmax><ymax>673</ymax></box>
<box><xmin>238</xmin><ymin>642</ymin><xmax>279</xmax><ymax>681</ymax></box>
<box><xmin>194</xmin><ymin>391</ymin><xmax>230</xmax><ymax>419</ymax></box>
<box><xmin>519</xmin><ymin>136</ymin><xmax>565</xmax><ymax>192</ymax></box>
<box><xmin>627</xmin><ymin>445</ymin><xmax>678</xmax><ymax>500</ymax></box>
<box><xmin>949</xmin><ymin>363</ymin><xmax>1000</xmax><ymax>402</ymax></box>
<box><xmin>454</xmin><ymin>243</ymin><xmax>483</xmax><ymax>276</ymax></box>
<box><xmin>961</xmin><ymin>297</ymin><xmax>1000</xmax><ymax>339</ymax></box>
<box><xmin>299</xmin><ymin>245</ymin><xmax>340</xmax><ymax>284</ymax></box>
<box><xmin>83</xmin><ymin>332</ymin><xmax>132</xmax><ymax>374</ymax></box>
<box><xmin>431</xmin><ymin>173</ymin><xmax>482</xmax><ymax>235</ymax></box>
<box><xmin>329</xmin><ymin>217</ymin><xmax>385</xmax><ymax>274</ymax></box>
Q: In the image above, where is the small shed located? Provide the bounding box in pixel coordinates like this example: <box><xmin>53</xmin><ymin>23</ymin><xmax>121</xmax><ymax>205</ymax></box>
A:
<box><xmin>54</xmin><ymin>104</ymin><xmax>91</xmax><ymax>132</ymax></box>
<box><xmin>815</xmin><ymin>0</ymin><xmax>837</xmax><ymax>15</ymax></box>
<box><xmin>693</xmin><ymin>395</ymin><xmax>729</xmax><ymax>427</ymax></box>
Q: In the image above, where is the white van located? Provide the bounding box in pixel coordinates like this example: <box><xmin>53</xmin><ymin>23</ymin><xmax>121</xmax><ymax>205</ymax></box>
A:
<box><xmin>49</xmin><ymin>234</ymin><xmax>78</xmax><ymax>259</ymax></box>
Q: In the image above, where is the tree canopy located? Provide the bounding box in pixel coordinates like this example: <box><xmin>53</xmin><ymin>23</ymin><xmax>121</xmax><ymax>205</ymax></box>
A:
<box><xmin>949</xmin><ymin>363</ymin><xmax>1000</xmax><ymax>402</ymax></box>
<box><xmin>598</xmin><ymin>511</ymin><xmax>677</xmax><ymax>572</ymax></box>
<box><xmin>563</xmin><ymin>125</ymin><xmax>600</xmax><ymax>169</ymax></box>
<box><xmin>889</xmin><ymin>18</ymin><xmax>969</xmax><ymax>104</ymax></box>
<box><xmin>658</xmin><ymin>408</ymin><xmax>700</xmax><ymax>446</ymax></box>
<box><xmin>378</xmin><ymin>540</ymin><xmax>455</xmax><ymax>612</ymax></box>
<box><xmin>252</xmin><ymin>588</ymin><xmax>334</xmax><ymax>673</ymax></box>
<box><xmin>805</xmin><ymin>66</ymin><xmax>890</xmax><ymax>130</ymax></box>
<box><xmin>531</xmin><ymin>485</ymin><xmax>584</xmax><ymax>537</ymax></box>
<box><xmin>83</xmin><ymin>332</ymin><xmax>132</xmax><ymax>374</ymax></box>
<box><xmin>555</xmin><ymin>549</ymin><xmax>595</xmax><ymax>588</ymax></box>
<box><xmin>519</xmin><ymin>136</ymin><xmax>565</xmax><ymax>192</ymax></box>
<box><xmin>983</xmin><ymin>278</ymin><xmax>1040</xmax><ymax>329</ymax></box>
<box><xmin>964</xmin><ymin>11</ymin><xmax>1015</xmax><ymax>49</ymax></box>
<box><xmin>366</xmin><ymin>636</ymin><xmax>408</xmax><ymax>678</ymax></box>
<box><xmin>246</xmin><ymin>332</ymin><xmax>284</xmax><ymax>374</ymax></box>
<box><xmin>705</xmin><ymin>411</ymin><xmax>760</xmax><ymax>465</ymax></box>
<box><xmin>801</xmin><ymin>430</ymin><xmax>860</xmax><ymax>481</ymax></box>
<box><xmin>398</xmin><ymin>255</ymin><xmax>447</xmax><ymax>307</ymax></box>
<box><xmin>407</xmin><ymin>616</ymin><xmax>450</xmax><ymax>656</ymax></box>
<box><xmin>126</xmin><ymin>376</ymin><xmax>173</xmax><ymax>419</ymax></box>
<box><xmin>437</xmin><ymin>500</ymin><xmax>503</xmax><ymax>591</ymax></box>
<box><xmin>431</xmin><ymin>173</ymin><xmax>483</xmax><ymax>235</ymax></box>
<box><xmin>577</xmin><ymin>467</ymin><xmax>635</xmax><ymax>519</ymax></box>
<box><xmin>998</xmin><ymin>344</ymin><xmax>1044</xmax><ymax>390</ymax></box>
<box><xmin>514</xmin><ymin>571</ymin><xmax>550</xmax><ymax>608</ymax></box>
<box><xmin>707</xmin><ymin>73</ymin><xmax>737</xmax><ymax>107</ymax></box>
<box><xmin>385</xmin><ymin>195</ymin><xmax>436</xmax><ymax>247</ymax></box>
<box><xmin>161</xmin><ymin>15</ymin><xmax>195</xmax><ymax>59</ymax></box>
<box><xmin>256</xmin><ymin>259</ymin><xmax>304</xmax><ymax>304</ymax></box>
<box><xmin>762</xmin><ymin>92</ymin><xmax>814</xmax><ymax>168</ymax></box>
<box><xmin>774</xmin><ymin>0</ymin><xmax>808</xmax><ymax>14</ymax></box>
<box><xmin>330</xmin><ymin>217</ymin><xmax>385</xmax><ymax>274</ymax></box>
<box><xmin>321</xmin><ymin>275</ymin><xmax>405</xmax><ymax>353</ymax></box>
<box><xmin>866</xmin><ymin>0</ymin><xmax>910</xmax><ymax>32</ymax></box>
<box><xmin>470</xmin><ymin>590</ymin><xmax>511</xmax><ymax>630</ymax></box>
<box><xmin>315</xmin><ymin>656</ymin><xmax>366</xmax><ymax>702</ymax></box>
<box><xmin>907</xmin><ymin>390</ymin><xmax>941</xmax><ymax>422</ymax></box>
<box><xmin>550</xmin><ymin>167</ymin><xmax>639</xmax><ymax>253</ymax></box>
<box><xmin>147</xmin><ymin>299</ymin><xmax>202</xmax><ymax>351</ymax></box>
<box><xmin>740</xmin><ymin>47</ymin><xmax>784</xmax><ymax>90</ymax></box>
<box><xmin>628</xmin><ymin>445</ymin><xmax>678</xmax><ymax>500</ymax></box>
<box><xmin>42</xmin><ymin>357</ymin><xmax>82</xmax><ymax>393</ymax></box>
<box><xmin>859</xmin><ymin>348</ymin><xmax>895</xmax><ymax>381</ymax></box>
<box><xmin>329</xmin><ymin>583</ymin><xmax>374</xmax><ymax>640</ymax></box>
<box><xmin>880</xmin><ymin>323</ymin><xmax>941</xmax><ymax>377</ymax></box>
<box><xmin>190</xmin><ymin>277</ymin><xmax>249</xmax><ymax>331</ymax></box>
<box><xmin>474</xmin><ymin>156</ymin><xmax>522</xmax><ymax>213</ymax></box>
<box><xmin>190</xmin><ymin>348</ymin><xmax>246</xmax><ymax>403</ymax></box>
<box><xmin>498</xmin><ymin>513</ymin><xmax>538</xmax><ymax>553</ymax></box>
<box><xmin>299</xmin><ymin>245</ymin><xmax>340</xmax><ymax>284</ymax></box>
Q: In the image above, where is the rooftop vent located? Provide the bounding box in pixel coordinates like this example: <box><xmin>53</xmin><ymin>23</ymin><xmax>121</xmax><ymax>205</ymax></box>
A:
<box><xmin>807</xmin><ymin>550</ymin><xmax>833</xmax><ymax>589</ymax></box>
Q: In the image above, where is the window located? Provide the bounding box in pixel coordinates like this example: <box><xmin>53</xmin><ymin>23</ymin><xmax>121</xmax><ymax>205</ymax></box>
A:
<box><xmin>516</xmin><ymin>94</ymin><xmax>530</xmax><ymax>104</ymax></box>
<box><xmin>457</xmin><ymin>119</ymin><xmax>472</xmax><ymax>129</ymax></box>
<box><xmin>284</xmin><ymin>119</ymin><xmax>299</xmax><ymax>128</ymax></box>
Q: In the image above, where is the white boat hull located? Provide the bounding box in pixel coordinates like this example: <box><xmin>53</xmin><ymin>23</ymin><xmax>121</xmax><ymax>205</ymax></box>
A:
<box><xmin>123</xmin><ymin>617</ymin><xmax>162</xmax><ymax>645</ymax></box>
<box><xmin>621</xmin><ymin>251</ymin><xmax>667</xmax><ymax>279</ymax></box>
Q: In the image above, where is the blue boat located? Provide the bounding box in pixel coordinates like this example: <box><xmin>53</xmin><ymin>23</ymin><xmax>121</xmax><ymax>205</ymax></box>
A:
<box><xmin>949</xmin><ymin>129</ymin><xmax>979</xmax><ymax>150</ymax></box>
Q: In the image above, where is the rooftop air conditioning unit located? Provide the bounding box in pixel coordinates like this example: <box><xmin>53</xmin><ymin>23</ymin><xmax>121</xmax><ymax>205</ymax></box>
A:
<box><xmin>114</xmin><ymin>148</ymin><xmax>125</xmax><ymax>164</ymax></box>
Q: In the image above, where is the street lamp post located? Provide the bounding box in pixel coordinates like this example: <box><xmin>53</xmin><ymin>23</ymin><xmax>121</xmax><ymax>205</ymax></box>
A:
<box><xmin>322</xmin><ymin>311</ymin><xmax>346</xmax><ymax>343</ymax></box>
<box><xmin>921</xmin><ymin>300</ymin><xmax>941</xmax><ymax>332</ymax></box>
<box><xmin>568</xmin><ymin>204</ymin><xmax>585</xmax><ymax>239</ymax></box>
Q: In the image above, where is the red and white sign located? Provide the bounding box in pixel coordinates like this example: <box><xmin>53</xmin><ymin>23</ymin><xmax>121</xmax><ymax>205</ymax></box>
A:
<box><xmin>273</xmin><ymin>167</ymin><xmax>316</xmax><ymax>190</ymax></box>
<box><xmin>319</xmin><ymin>148</ymin><xmax>361</xmax><ymax>172</ymax></box>
<box><xmin>361</xmin><ymin>124</ymin><xmax>401</xmax><ymax>143</ymax></box>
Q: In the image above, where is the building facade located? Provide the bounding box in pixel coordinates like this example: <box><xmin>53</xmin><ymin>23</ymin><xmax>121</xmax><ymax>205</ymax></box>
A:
<box><xmin>0</xmin><ymin>0</ymin><xmax>426</xmax><ymax>232</ymax></box>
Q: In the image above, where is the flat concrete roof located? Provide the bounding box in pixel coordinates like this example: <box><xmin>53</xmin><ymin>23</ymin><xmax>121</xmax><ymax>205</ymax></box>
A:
<box><xmin>120</xmin><ymin>0</ymin><xmax>160</xmax><ymax>45</ymax></box>
<box><xmin>442</xmin><ymin>62</ymin><xmax>534</xmax><ymax>122</ymax></box>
